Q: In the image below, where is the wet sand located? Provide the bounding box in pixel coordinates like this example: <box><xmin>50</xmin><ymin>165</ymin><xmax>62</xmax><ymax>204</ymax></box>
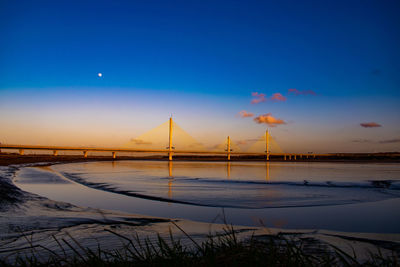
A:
<box><xmin>1</xmin><ymin>155</ymin><xmax>399</xmax><ymax>262</ymax></box>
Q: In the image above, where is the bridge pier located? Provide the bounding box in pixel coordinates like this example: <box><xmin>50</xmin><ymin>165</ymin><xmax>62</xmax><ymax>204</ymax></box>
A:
<box><xmin>284</xmin><ymin>154</ymin><xmax>286</xmax><ymax>160</ymax></box>
<box><xmin>112</xmin><ymin>152</ymin><xmax>116</xmax><ymax>159</ymax></box>
<box><xmin>53</xmin><ymin>150</ymin><xmax>58</xmax><ymax>156</ymax></box>
<box><xmin>83</xmin><ymin>151</ymin><xmax>88</xmax><ymax>158</ymax></box>
<box><xmin>289</xmin><ymin>155</ymin><xmax>292</xmax><ymax>160</ymax></box>
<box><xmin>294</xmin><ymin>155</ymin><xmax>297</xmax><ymax>160</ymax></box>
<box><xmin>168</xmin><ymin>152</ymin><xmax>173</xmax><ymax>161</ymax></box>
<box><xmin>19</xmin><ymin>149</ymin><xmax>24</xmax><ymax>156</ymax></box>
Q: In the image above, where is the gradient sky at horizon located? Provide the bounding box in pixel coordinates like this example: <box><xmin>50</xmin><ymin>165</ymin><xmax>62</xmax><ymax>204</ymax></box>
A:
<box><xmin>1</xmin><ymin>0</ymin><xmax>399</xmax><ymax>153</ymax></box>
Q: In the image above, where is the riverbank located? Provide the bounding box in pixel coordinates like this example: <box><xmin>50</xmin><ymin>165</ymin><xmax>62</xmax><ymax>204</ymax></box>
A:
<box><xmin>1</xmin><ymin>153</ymin><xmax>399</xmax><ymax>166</ymax></box>
<box><xmin>1</xmin><ymin>159</ymin><xmax>399</xmax><ymax>264</ymax></box>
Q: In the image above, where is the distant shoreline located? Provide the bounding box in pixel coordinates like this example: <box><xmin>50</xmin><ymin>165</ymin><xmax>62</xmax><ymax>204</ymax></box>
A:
<box><xmin>1</xmin><ymin>152</ymin><xmax>399</xmax><ymax>166</ymax></box>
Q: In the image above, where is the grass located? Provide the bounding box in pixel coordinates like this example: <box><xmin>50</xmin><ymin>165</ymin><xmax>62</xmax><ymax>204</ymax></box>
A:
<box><xmin>1</xmin><ymin>222</ymin><xmax>399</xmax><ymax>267</ymax></box>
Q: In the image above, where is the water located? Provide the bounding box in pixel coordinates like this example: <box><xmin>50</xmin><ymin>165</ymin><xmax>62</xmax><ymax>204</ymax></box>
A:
<box><xmin>14</xmin><ymin>161</ymin><xmax>400</xmax><ymax>233</ymax></box>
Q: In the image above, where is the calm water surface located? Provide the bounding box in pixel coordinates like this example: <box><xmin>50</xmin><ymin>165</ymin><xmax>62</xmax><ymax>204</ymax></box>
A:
<box><xmin>15</xmin><ymin>161</ymin><xmax>400</xmax><ymax>233</ymax></box>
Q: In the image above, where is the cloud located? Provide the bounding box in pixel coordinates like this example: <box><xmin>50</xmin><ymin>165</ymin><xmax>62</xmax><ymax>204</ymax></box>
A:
<box><xmin>379</xmin><ymin>138</ymin><xmax>400</xmax><ymax>144</ymax></box>
<box><xmin>288</xmin><ymin>88</ymin><xmax>316</xmax><ymax>96</ymax></box>
<box><xmin>130</xmin><ymin>138</ymin><xmax>153</xmax><ymax>145</ymax></box>
<box><xmin>360</xmin><ymin>122</ymin><xmax>382</xmax><ymax>128</ymax></box>
<box><xmin>253</xmin><ymin>113</ymin><xmax>286</xmax><ymax>127</ymax></box>
<box><xmin>211</xmin><ymin>143</ymin><xmax>225</xmax><ymax>149</ymax></box>
<box><xmin>238</xmin><ymin>110</ymin><xmax>254</xmax><ymax>118</ymax></box>
<box><xmin>251</xmin><ymin>92</ymin><xmax>287</xmax><ymax>104</ymax></box>
<box><xmin>236</xmin><ymin>138</ymin><xmax>262</xmax><ymax>145</ymax></box>
<box><xmin>270</xmin><ymin>93</ymin><xmax>287</xmax><ymax>102</ymax></box>
<box><xmin>246</xmin><ymin>138</ymin><xmax>260</xmax><ymax>142</ymax></box>
<box><xmin>251</xmin><ymin>92</ymin><xmax>266</xmax><ymax>104</ymax></box>
<box><xmin>188</xmin><ymin>142</ymin><xmax>205</xmax><ymax>148</ymax></box>
<box><xmin>351</xmin><ymin>139</ymin><xmax>372</xmax><ymax>143</ymax></box>
<box><xmin>350</xmin><ymin>138</ymin><xmax>400</xmax><ymax>144</ymax></box>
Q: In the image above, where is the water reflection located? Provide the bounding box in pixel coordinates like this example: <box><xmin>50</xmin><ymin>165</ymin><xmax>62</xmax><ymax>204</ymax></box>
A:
<box><xmin>168</xmin><ymin>161</ymin><xmax>173</xmax><ymax>199</ymax></box>
<box><xmin>45</xmin><ymin>161</ymin><xmax>400</xmax><ymax>209</ymax></box>
<box><xmin>165</xmin><ymin>161</ymin><xmax>269</xmax><ymax>197</ymax></box>
<box><xmin>226</xmin><ymin>162</ymin><xmax>231</xmax><ymax>179</ymax></box>
<box><xmin>14</xmin><ymin>161</ymin><xmax>400</xmax><ymax>232</ymax></box>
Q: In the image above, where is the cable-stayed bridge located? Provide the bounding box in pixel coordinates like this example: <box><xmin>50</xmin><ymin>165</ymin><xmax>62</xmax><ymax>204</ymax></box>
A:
<box><xmin>0</xmin><ymin>118</ymin><xmax>330</xmax><ymax>160</ymax></box>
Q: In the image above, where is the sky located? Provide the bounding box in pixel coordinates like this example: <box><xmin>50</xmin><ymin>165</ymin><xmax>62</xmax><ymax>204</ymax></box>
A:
<box><xmin>0</xmin><ymin>0</ymin><xmax>399</xmax><ymax>153</ymax></box>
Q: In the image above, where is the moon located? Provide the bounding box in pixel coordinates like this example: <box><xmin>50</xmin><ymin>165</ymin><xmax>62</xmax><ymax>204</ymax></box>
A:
<box><xmin>98</xmin><ymin>73</ymin><xmax>102</xmax><ymax>77</ymax></box>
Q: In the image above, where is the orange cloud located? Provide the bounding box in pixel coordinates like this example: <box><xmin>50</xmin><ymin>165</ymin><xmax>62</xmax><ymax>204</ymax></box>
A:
<box><xmin>252</xmin><ymin>92</ymin><xmax>287</xmax><ymax>104</ymax></box>
<box><xmin>288</xmin><ymin>88</ymin><xmax>316</xmax><ymax>95</ymax></box>
<box><xmin>130</xmin><ymin>138</ymin><xmax>153</xmax><ymax>145</ymax></box>
<box><xmin>351</xmin><ymin>139</ymin><xmax>371</xmax><ymax>143</ymax></box>
<box><xmin>251</xmin><ymin>92</ymin><xmax>266</xmax><ymax>104</ymax></box>
<box><xmin>254</xmin><ymin>113</ymin><xmax>286</xmax><ymax>127</ymax></box>
<box><xmin>360</xmin><ymin>122</ymin><xmax>382</xmax><ymax>128</ymax></box>
<box><xmin>238</xmin><ymin>110</ymin><xmax>254</xmax><ymax>118</ymax></box>
<box><xmin>270</xmin><ymin>93</ymin><xmax>287</xmax><ymax>101</ymax></box>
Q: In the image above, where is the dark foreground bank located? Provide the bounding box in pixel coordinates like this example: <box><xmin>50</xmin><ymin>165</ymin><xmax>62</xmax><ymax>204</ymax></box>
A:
<box><xmin>2</xmin><ymin>224</ymin><xmax>399</xmax><ymax>267</ymax></box>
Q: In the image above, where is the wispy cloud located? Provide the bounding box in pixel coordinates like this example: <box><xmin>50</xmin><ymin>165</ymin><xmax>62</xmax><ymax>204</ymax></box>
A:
<box><xmin>351</xmin><ymin>139</ymin><xmax>372</xmax><ymax>143</ymax></box>
<box><xmin>251</xmin><ymin>92</ymin><xmax>266</xmax><ymax>104</ymax></box>
<box><xmin>236</xmin><ymin>140</ymin><xmax>248</xmax><ymax>145</ymax></box>
<box><xmin>288</xmin><ymin>88</ymin><xmax>316</xmax><ymax>96</ymax></box>
<box><xmin>188</xmin><ymin>142</ymin><xmax>205</xmax><ymax>148</ymax></box>
<box><xmin>360</xmin><ymin>122</ymin><xmax>382</xmax><ymax>128</ymax></box>
<box><xmin>351</xmin><ymin>138</ymin><xmax>400</xmax><ymax>144</ymax></box>
<box><xmin>130</xmin><ymin>138</ymin><xmax>153</xmax><ymax>145</ymax></box>
<box><xmin>254</xmin><ymin>113</ymin><xmax>286</xmax><ymax>127</ymax></box>
<box><xmin>379</xmin><ymin>138</ymin><xmax>400</xmax><ymax>144</ymax></box>
<box><xmin>238</xmin><ymin>110</ymin><xmax>254</xmax><ymax>118</ymax></box>
<box><xmin>270</xmin><ymin>93</ymin><xmax>287</xmax><ymax>102</ymax></box>
<box><xmin>251</xmin><ymin>92</ymin><xmax>287</xmax><ymax>104</ymax></box>
<box><xmin>236</xmin><ymin>138</ymin><xmax>263</xmax><ymax>145</ymax></box>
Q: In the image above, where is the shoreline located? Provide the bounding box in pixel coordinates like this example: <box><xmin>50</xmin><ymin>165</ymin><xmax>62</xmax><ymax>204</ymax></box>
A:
<box><xmin>1</xmin><ymin>153</ymin><xmax>400</xmax><ymax>167</ymax></box>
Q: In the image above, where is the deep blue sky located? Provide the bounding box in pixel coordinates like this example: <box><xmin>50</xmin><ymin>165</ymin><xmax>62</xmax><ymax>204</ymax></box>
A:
<box><xmin>1</xmin><ymin>0</ymin><xmax>399</xmax><ymax>152</ymax></box>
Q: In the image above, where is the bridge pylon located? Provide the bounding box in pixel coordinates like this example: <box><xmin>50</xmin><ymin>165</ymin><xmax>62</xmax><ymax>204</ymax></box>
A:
<box><xmin>168</xmin><ymin>117</ymin><xmax>174</xmax><ymax>160</ymax></box>
<box><xmin>226</xmin><ymin>136</ymin><xmax>231</xmax><ymax>161</ymax></box>
<box><xmin>265</xmin><ymin>129</ymin><xmax>270</xmax><ymax>161</ymax></box>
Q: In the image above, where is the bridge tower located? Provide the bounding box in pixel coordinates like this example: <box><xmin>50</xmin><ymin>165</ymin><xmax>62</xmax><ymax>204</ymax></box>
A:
<box><xmin>226</xmin><ymin>136</ymin><xmax>231</xmax><ymax>161</ymax></box>
<box><xmin>168</xmin><ymin>117</ymin><xmax>174</xmax><ymax>160</ymax></box>
<box><xmin>265</xmin><ymin>129</ymin><xmax>270</xmax><ymax>161</ymax></box>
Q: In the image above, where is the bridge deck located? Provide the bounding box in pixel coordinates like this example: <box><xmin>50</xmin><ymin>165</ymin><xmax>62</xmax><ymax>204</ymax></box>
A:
<box><xmin>0</xmin><ymin>144</ymin><xmax>331</xmax><ymax>156</ymax></box>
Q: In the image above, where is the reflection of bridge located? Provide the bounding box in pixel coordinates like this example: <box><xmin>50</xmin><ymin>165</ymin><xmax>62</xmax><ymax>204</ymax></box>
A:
<box><xmin>0</xmin><ymin>118</ymin><xmax>331</xmax><ymax>160</ymax></box>
<box><xmin>166</xmin><ymin>161</ymin><xmax>272</xmax><ymax>199</ymax></box>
